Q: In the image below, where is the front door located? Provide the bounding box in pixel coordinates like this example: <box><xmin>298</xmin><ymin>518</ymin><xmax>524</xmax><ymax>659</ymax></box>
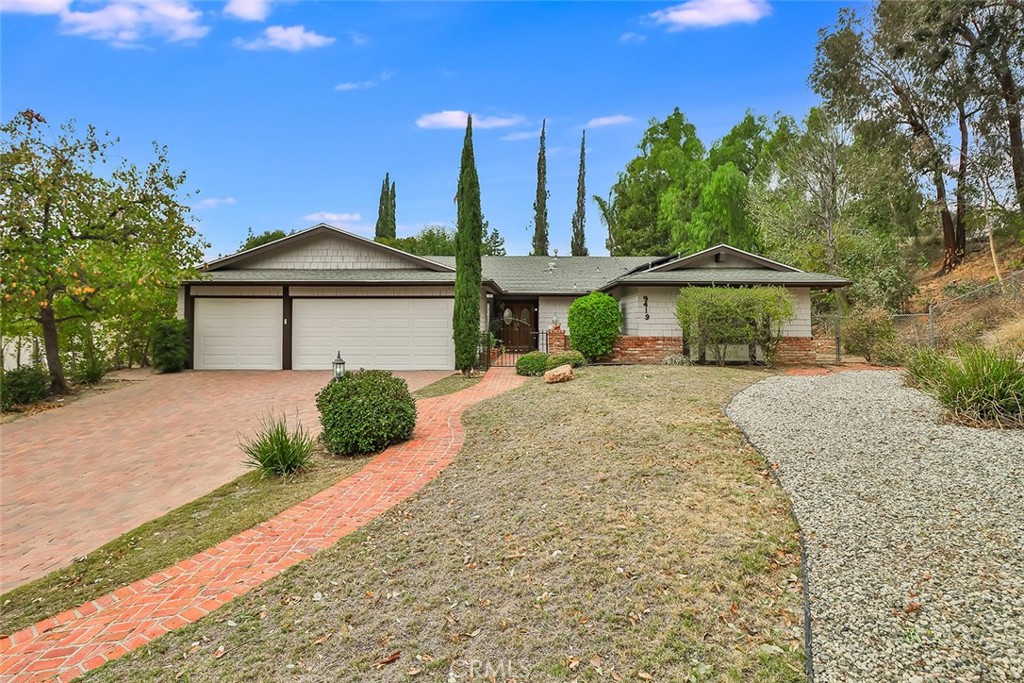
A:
<box><xmin>502</xmin><ymin>302</ymin><xmax>535</xmax><ymax>351</ymax></box>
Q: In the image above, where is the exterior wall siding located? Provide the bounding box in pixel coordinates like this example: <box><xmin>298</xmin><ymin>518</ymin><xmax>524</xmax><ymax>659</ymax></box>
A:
<box><xmin>538</xmin><ymin>296</ymin><xmax>579</xmax><ymax>332</ymax></box>
<box><xmin>239</xmin><ymin>234</ymin><xmax>417</xmax><ymax>270</ymax></box>
<box><xmin>289</xmin><ymin>286</ymin><xmax>454</xmax><ymax>297</ymax></box>
<box><xmin>190</xmin><ymin>285</ymin><xmax>284</xmax><ymax>297</ymax></box>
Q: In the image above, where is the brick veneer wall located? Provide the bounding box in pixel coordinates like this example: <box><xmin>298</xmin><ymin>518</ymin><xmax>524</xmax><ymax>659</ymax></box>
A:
<box><xmin>775</xmin><ymin>336</ymin><xmax>816</xmax><ymax>365</ymax></box>
<box><xmin>548</xmin><ymin>324</ymin><xmax>568</xmax><ymax>353</ymax></box>
<box><xmin>607</xmin><ymin>336</ymin><xmax>684</xmax><ymax>364</ymax></box>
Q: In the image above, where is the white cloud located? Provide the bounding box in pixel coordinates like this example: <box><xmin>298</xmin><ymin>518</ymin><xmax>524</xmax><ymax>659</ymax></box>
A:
<box><xmin>416</xmin><ymin>110</ymin><xmax>525</xmax><ymax>130</ymax></box>
<box><xmin>500</xmin><ymin>129</ymin><xmax>542</xmax><ymax>142</ymax></box>
<box><xmin>334</xmin><ymin>70</ymin><xmax>393</xmax><ymax>92</ymax></box>
<box><xmin>235</xmin><ymin>24</ymin><xmax>334</xmax><ymax>51</ymax></box>
<box><xmin>1</xmin><ymin>0</ymin><xmax>210</xmax><ymax>47</ymax></box>
<box><xmin>224</xmin><ymin>0</ymin><xmax>271</xmax><ymax>21</ymax></box>
<box><xmin>650</xmin><ymin>0</ymin><xmax>771</xmax><ymax>30</ymax></box>
<box><xmin>585</xmin><ymin>114</ymin><xmax>634</xmax><ymax>128</ymax></box>
<box><xmin>193</xmin><ymin>196</ymin><xmax>237</xmax><ymax>209</ymax></box>
<box><xmin>303</xmin><ymin>211</ymin><xmax>362</xmax><ymax>224</ymax></box>
<box><xmin>348</xmin><ymin>30</ymin><xmax>370</xmax><ymax>45</ymax></box>
<box><xmin>619</xmin><ymin>31</ymin><xmax>647</xmax><ymax>44</ymax></box>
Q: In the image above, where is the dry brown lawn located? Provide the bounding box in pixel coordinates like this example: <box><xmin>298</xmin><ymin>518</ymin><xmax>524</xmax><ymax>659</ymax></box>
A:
<box><xmin>84</xmin><ymin>366</ymin><xmax>805</xmax><ymax>683</ymax></box>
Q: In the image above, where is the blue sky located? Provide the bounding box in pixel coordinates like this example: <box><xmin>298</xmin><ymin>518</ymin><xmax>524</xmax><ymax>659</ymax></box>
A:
<box><xmin>1</xmin><ymin>0</ymin><xmax>851</xmax><ymax>258</ymax></box>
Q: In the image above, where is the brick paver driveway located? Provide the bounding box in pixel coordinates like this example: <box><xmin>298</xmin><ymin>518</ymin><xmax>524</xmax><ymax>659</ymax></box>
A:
<box><xmin>0</xmin><ymin>369</ymin><xmax>449</xmax><ymax>593</ymax></box>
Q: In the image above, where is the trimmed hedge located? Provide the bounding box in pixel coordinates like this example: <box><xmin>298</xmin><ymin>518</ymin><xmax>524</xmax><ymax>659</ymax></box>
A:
<box><xmin>316</xmin><ymin>370</ymin><xmax>417</xmax><ymax>455</ymax></box>
<box><xmin>150</xmin><ymin>319</ymin><xmax>189</xmax><ymax>373</ymax></box>
<box><xmin>676</xmin><ymin>286</ymin><xmax>794</xmax><ymax>366</ymax></box>
<box><xmin>546</xmin><ymin>350</ymin><xmax>585</xmax><ymax>370</ymax></box>
<box><xmin>516</xmin><ymin>351</ymin><xmax>549</xmax><ymax>376</ymax></box>
<box><xmin>1</xmin><ymin>365</ymin><xmax>49</xmax><ymax>411</ymax></box>
<box><xmin>567</xmin><ymin>292</ymin><xmax>622</xmax><ymax>362</ymax></box>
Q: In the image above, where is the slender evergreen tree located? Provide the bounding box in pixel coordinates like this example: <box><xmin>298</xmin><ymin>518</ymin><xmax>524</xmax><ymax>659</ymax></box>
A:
<box><xmin>374</xmin><ymin>173</ymin><xmax>391</xmax><ymax>239</ymax></box>
<box><xmin>571</xmin><ymin>130</ymin><xmax>589</xmax><ymax>256</ymax></box>
<box><xmin>453</xmin><ymin>116</ymin><xmax>483</xmax><ymax>375</ymax></box>
<box><xmin>531</xmin><ymin>119</ymin><xmax>549</xmax><ymax>255</ymax></box>
<box><xmin>387</xmin><ymin>180</ymin><xmax>397</xmax><ymax>238</ymax></box>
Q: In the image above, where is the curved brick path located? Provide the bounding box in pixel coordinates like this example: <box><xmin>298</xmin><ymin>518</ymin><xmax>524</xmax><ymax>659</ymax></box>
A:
<box><xmin>0</xmin><ymin>368</ymin><xmax>523</xmax><ymax>683</ymax></box>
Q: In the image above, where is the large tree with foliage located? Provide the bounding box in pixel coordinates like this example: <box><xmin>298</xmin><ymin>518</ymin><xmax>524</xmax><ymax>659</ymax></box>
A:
<box><xmin>531</xmin><ymin>120</ymin><xmax>549</xmax><ymax>256</ymax></box>
<box><xmin>0</xmin><ymin>110</ymin><xmax>206</xmax><ymax>393</ymax></box>
<box><xmin>453</xmin><ymin>116</ymin><xmax>483</xmax><ymax>375</ymax></box>
<box><xmin>571</xmin><ymin>130</ymin><xmax>588</xmax><ymax>256</ymax></box>
<box><xmin>687</xmin><ymin>162</ymin><xmax>758</xmax><ymax>252</ymax></box>
<box><xmin>380</xmin><ymin>221</ymin><xmax>505</xmax><ymax>257</ymax></box>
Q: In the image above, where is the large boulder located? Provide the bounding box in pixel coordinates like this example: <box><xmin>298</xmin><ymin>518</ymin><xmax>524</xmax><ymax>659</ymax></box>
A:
<box><xmin>544</xmin><ymin>364</ymin><xmax>574</xmax><ymax>384</ymax></box>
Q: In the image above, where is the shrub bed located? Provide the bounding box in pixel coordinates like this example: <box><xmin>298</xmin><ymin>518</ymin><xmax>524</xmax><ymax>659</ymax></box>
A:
<box><xmin>0</xmin><ymin>365</ymin><xmax>50</xmax><ymax>411</ymax></box>
<box><xmin>567</xmin><ymin>292</ymin><xmax>622</xmax><ymax>362</ymax></box>
<box><xmin>516</xmin><ymin>351</ymin><xmax>549</xmax><ymax>376</ymax></box>
<box><xmin>906</xmin><ymin>345</ymin><xmax>1023</xmax><ymax>428</ymax></box>
<box><xmin>545</xmin><ymin>350</ymin><xmax>585</xmax><ymax>370</ymax></box>
<box><xmin>150</xmin><ymin>319</ymin><xmax>189</xmax><ymax>373</ymax></box>
<box><xmin>317</xmin><ymin>370</ymin><xmax>417</xmax><ymax>455</ymax></box>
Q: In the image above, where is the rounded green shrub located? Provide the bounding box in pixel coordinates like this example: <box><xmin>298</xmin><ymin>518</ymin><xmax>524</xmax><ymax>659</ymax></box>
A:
<box><xmin>545</xmin><ymin>350</ymin><xmax>585</xmax><ymax>370</ymax></box>
<box><xmin>150</xmin><ymin>319</ymin><xmax>189</xmax><ymax>373</ymax></box>
<box><xmin>316</xmin><ymin>370</ymin><xmax>417</xmax><ymax>455</ymax></box>
<box><xmin>516</xmin><ymin>351</ymin><xmax>549</xmax><ymax>376</ymax></box>
<box><xmin>1</xmin><ymin>365</ymin><xmax>50</xmax><ymax>411</ymax></box>
<box><xmin>566</xmin><ymin>292</ymin><xmax>622</xmax><ymax>362</ymax></box>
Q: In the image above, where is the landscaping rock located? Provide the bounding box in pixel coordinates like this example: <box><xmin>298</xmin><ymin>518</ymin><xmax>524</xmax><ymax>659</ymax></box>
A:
<box><xmin>727</xmin><ymin>370</ymin><xmax>1024</xmax><ymax>683</ymax></box>
<box><xmin>544</xmin><ymin>364</ymin><xmax>574</xmax><ymax>384</ymax></box>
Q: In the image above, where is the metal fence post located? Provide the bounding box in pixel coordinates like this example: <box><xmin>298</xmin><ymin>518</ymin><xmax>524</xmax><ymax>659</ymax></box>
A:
<box><xmin>833</xmin><ymin>312</ymin><xmax>841</xmax><ymax>364</ymax></box>
<box><xmin>928</xmin><ymin>303</ymin><xmax>936</xmax><ymax>350</ymax></box>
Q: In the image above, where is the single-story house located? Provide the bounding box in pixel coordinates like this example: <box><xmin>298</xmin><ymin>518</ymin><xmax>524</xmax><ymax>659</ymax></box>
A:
<box><xmin>179</xmin><ymin>223</ymin><xmax>851</xmax><ymax>370</ymax></box>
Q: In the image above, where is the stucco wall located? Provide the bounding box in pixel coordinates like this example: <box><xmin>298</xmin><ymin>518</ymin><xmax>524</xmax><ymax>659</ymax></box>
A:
<box><xmin>239</xmin><ymin>233</ymin><xmax>417</xmax><ymax>270</ymax></box>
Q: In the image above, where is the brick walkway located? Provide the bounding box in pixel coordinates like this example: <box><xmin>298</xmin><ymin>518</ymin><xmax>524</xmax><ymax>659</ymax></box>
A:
<box><xmin>0</xmin><ymin>368</ymin><xmax>523</xmax><ymax>682</ymax></box>
<box><xmin>0</xmin><ymin>369</ymin><xmax>448</xmax><ymax>593</ymax></box>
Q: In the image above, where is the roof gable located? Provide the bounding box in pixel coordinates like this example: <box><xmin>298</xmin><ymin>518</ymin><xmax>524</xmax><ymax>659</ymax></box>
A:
<box><xmin>204</xmin><ymin>224</ymin><xmax>454</xmax><ymax>273</ymax></box>
<box><xmin>639</xmin><ymin>244</ymin><xmax>802</xmax><ymax>274</ymax></box>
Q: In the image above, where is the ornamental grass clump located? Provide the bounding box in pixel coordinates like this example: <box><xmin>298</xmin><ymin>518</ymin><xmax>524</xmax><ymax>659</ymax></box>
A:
<box><xmin>240</xmin><ymin>412</ymin><xmax>316</xmax><ymax>477</ymax></box>
<box><xmin>317</xmin><ymin>370</ymin><xmax>417</xmax><ymax>455</ymax></box>
<box><xmin>906</xmin><ymin>345</ymin><xmax>1024</xmax><ymax>429</ymax></box>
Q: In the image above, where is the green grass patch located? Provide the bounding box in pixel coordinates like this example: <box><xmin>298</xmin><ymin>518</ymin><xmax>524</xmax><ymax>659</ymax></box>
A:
<box><xmin>0</xmin><ymin>451</ymin><xmax>370</xmax><ymax>636</ymax></box>
<box><xmin>411</xmin><ymin>372</ymin><xmax>481</xmax><ymax>399</ymax></box>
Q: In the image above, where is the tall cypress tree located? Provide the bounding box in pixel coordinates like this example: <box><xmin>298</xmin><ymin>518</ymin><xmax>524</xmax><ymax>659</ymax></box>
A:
<box><xmin>453</xmin><ymin>116</ymin><xmax>483</xmax><ymax>375</ymax></box>
<box><xmin>531</xmin><ymin>119</ymin><xmax>549</xmax><ymax>256</ymax></box>
<box><xmin>571</xmin><ymin>130</ymin><xmax>588</xmax><ymax>256</ymax></box>
<box><xmin>374</xmin><ymin>173</ymin><xmax>390</xmax><ymax>239</ymax></box>
<box><xmin>387</xmin><ymin>180</ymin><xmax>397</xmax><ymax>238</ymax></box>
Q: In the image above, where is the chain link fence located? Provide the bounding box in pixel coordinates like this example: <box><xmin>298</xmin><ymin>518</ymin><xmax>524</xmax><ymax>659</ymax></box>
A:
<box><xmin>813</xmin><ymin>270</ymin><xmax>1024</xmax><ymax>363</ymax></box>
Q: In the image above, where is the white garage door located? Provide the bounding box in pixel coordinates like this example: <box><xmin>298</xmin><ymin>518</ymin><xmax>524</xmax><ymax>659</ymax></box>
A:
<box><xmin>292</xmin><ymin>298</ymin><xmax>454</xmax><ymax>371</ymax></box>
<box><xmin>193</xmin><ymin>298</ymin><xmax>282</xmax><ymax>370</ymax></box>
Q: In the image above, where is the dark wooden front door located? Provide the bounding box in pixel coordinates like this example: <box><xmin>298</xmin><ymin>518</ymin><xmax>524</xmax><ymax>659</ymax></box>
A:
<box><xmin>502</xmin><ymin>303</ymin><xmax>535</xmax><ymax>351</ymax></box>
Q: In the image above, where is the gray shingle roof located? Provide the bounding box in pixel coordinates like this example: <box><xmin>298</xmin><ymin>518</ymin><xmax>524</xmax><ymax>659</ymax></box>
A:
<box><xmin>429</xmin><ymin>256</ymin><xmax>657</xmax><ymax>295</ymax></box>
<box><xmin>610</xmin><ymin>269</ymin><xmax>852</xmax><ymax>288</ymax></box>
<box><xmin>189</xmin><ymin>269</ymin><xmax>458</xmax><ymax>284</ymax></box>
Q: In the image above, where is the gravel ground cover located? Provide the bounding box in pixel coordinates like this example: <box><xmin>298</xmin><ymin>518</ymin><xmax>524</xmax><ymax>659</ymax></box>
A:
<box><xmin>728</xmin><ymin>369</ymin><xmax>1024</xmax><ymax>682</ymax></box>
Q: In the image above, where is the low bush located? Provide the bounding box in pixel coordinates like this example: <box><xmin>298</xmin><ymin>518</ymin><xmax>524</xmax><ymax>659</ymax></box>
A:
<box><xmin>72</xmin><ymin>355</ymin><xmax>108</xmax><ymax>385</ymax></box>
<box><xmin>516</xmin><ymin>351</ymin><xmax>549</xmax><ymax>376</ymax></box>
<box><xmin>873</xmin><ymin>339</ymin><xmax>909</xmax><ymax>367</ymax></box>
<box><xmin>567</xmin><ymin>292</ymin><xmax>622</xmax><ymax>362</ymax></box>
<box><xmin>150</xmin><ymin>319</ymin><xmax>189</xmax><ymax>373</ymax></box>
<box><xmin>663</xmin><ymin>354</ymin><xmax>693</xmax><ymax>366</ymax></box>
<box><xmin>317</xmin><ymin>370</ymin><xmax>417</xmax><ymax>455</ymax></box>
<box><xmin>240</xmin><ymin>412</ymin><xmax>316</xmax><ymax>477</ymax></box>
<box><xmin>545</xmin><ymin>350</ymin><xmax>585</xmax><ymax>370</ymax></box>
<box><xmin>906</xmin><ymin>345</ymin><xmax>1023</xmax><ymax>428</ymax></box>
<box><xmin>842</xmin><ymin>306</ymin><xmax>896</xmax><ymax>363</ymax></box>
<box><xmin>0</xmin><ymin>365</ymin><xmax>50</xmax><ymax>411</ymax></box>
<box><xmin>676</xmin><ymin>286</ymin><xmax>795</xmax><ymax>366</ymax></box>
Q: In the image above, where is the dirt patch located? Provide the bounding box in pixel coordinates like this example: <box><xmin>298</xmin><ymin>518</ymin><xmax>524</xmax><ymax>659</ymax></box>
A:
<box><xmin>0</xmin><ymin>374</ymin><xmax>145</xmax><ymax>425</ymax></box>
<box><xmin>83</xmin><ymin>366</ymin><xmax>805</xmax><ymax>683</ymax></box>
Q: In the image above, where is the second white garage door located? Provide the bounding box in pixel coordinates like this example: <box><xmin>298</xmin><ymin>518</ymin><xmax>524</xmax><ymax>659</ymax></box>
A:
<box><xmin>291</xmin><ymin>298</ymin><xmax>454</xmax><ymax>370</ymax></box>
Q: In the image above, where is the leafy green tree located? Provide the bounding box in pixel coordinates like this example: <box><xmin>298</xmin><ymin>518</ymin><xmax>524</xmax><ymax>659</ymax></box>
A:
<box><xmin>707</xmin><ymin>111</ymin><xmax>770</xmax><ymax>180</ymax></box>
<box><xmin>239</xmin><ymin>227</ymin><xmax>289</xmax><ymax>251</ymax></box>
<box><xmin>532</xmin><ymin>120</ymin><xmax>549</xmax><ymax>256</ymax></box>
<box><xmin>571</xmin><ymin>130</ymin><xmax>588</xmax><ymax>256</ymax></box>
<box><xmin>380</xmin><ymin>225</ymin><xmax>457</xmax><ymax>256</ymax></box>
<box><xmin>0</xmin><ymin>110</ymin><xmax>207</xmax><ymax>393</ymax></box>
<box><xmin>482</xmin><ymin>220</ymin><xmax>506</xmax><ymax>256</ymax></box>
<box><xmin>453</xmin><ymin>116</ymin><xmax>483</xmax><ymax>375</ymax></box>
<box><xmin>687</xmin><ymin>162</ymin><xmax>758</xmax><ymax>252</ymax></box>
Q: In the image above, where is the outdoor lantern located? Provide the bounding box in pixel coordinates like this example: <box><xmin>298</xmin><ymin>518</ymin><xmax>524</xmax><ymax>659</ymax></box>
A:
<box><xmin>332</xmin><ymin>351</ymin><xmax>345</xmax><ymax>380</ymax></box>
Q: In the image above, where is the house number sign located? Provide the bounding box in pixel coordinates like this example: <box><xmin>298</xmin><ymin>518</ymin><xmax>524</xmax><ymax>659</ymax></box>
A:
<box><xmin>643</xmin><ymin>295</ymin><xmax>650</xmax><ymax>320</ymax></box>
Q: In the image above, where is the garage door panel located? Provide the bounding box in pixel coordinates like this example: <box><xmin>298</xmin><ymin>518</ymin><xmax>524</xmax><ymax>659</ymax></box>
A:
<box><xmin>292</xmin><ymin>298</ymin><xmax>453</xmax><ymax>370</ymax></box>
<box><xmin>194</xmin><ymin>299</ymin><xmax>282</xmax><ymax>370</ymax></box>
